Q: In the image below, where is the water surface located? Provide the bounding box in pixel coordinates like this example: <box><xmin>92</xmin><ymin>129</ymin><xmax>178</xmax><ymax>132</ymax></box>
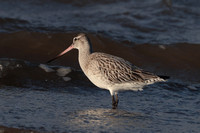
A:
<box><xmin>0</xmin><ymin>0</ymin><xmax>200</xmax><ymax>132</ymax></box>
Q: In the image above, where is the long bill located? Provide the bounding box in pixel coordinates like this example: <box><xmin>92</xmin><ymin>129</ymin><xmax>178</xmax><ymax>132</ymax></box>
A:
<box><xmin>46</xmin><ymin>44</ymin><xmax>74</xmax><ymax>63</ymax></box>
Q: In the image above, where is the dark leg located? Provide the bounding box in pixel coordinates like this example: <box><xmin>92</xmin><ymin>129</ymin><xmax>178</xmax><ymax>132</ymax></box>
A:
<box><xmin>112</xmin><ymin>94</ymin><xmax>119</xmax><ymax>109</ymax></box>
<box><xmin>115</xmin><ymin>93</ymin><xmax>119</xmax><ymax>107</ymax></box>
<box><xmin>112</xmin><ymin>95</ymin><xmax>116</xmax><ymax>109</ymax></box>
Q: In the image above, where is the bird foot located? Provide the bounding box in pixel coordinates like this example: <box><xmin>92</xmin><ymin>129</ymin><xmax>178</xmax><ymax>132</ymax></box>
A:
<box><xmin>112</xmin><ymin>101</ymin><xmax>118</xmax><ymax>109</ymax></box>
<box><xmin>112</xmin><ymin>95</ymin><xmax>119</xmax><ymax>109</ymax></box>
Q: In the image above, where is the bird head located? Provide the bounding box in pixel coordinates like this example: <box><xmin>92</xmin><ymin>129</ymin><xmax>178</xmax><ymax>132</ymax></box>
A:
<box><xmin>47</xmin><ymin>33</ymin><xmax>91</xmax><ymax>63</ymax></box>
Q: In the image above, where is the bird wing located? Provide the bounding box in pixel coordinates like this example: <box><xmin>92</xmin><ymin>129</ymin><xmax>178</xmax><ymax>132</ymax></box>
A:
<box><xmin>89</xmin><ymin>53</ymin><xmax>159</xmax><ymax>84</ymax></box>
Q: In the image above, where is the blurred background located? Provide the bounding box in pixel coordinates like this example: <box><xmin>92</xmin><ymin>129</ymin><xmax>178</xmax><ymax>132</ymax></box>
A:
<box><xmin>0</xmin><ymin>0</ymin><xmax>200</xmax><ymax>132</ymax></box>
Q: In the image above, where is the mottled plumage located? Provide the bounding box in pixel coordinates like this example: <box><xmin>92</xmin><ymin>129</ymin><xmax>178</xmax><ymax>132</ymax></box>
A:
<box><xmin>88</xmin><ymin>52</ymin><xmax>160</xmax><ymax>83</ymax></box>
<box><xmin>48</xmin><ymin>33</ymin><xmax>165</xmax><ymax>109</ymax></box>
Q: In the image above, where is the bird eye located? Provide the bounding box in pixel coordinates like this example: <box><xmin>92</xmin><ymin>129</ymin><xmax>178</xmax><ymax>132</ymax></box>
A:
<box><xmin>74</xmin><ymin>37</ymin><xmax>78</xmax><ymax>41</ymax></box>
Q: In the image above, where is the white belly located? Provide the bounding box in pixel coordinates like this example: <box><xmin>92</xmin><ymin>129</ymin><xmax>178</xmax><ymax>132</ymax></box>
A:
<box><xmin>86</xmin><ymin>71</ymin><xmax>110</xmax><ymax>89</ymax></box>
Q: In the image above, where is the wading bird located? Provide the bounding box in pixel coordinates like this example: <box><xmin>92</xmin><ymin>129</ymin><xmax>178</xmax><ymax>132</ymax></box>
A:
<box><xmin>47</xmin><ymin>33</ymin><xmax>165</xmax><ymax>109</ymax></box>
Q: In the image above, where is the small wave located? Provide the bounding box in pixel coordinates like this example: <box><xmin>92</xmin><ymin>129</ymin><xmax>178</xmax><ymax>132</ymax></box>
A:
<box><xmin>0</xmin><ymin>17</ymin><xmax>29</xmax><ymax>25</ymax></box>
<box><xmin>0</xmin><ymin>58</ymin><xmax>91</xmax><ymax>88</ymax></box>
<box><xmin>53</xmin><ymin>0</ymin><xmax>129</xmax><ymax>6</ymax></box>
<box><xmin>0</xmin><ymin>32</ymin><xmax>200</xmax><ymax>83</ymax></box>
<box><xmin>0</xmin><ymin>0</ymin><xmax>200</xmax><ymax>43</ymax></box>
<box><xmin>0</xmin><ymin>17</ymin><xmax>29</xmax><ymax>32</ymax></box>
<box><xmin>0</xmin><ymin>57</ymin><xmax>199</xmax><ymax>94</ymax></box>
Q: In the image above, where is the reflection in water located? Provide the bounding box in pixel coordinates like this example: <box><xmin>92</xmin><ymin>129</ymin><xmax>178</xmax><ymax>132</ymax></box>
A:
<box><xmin>65</xmin><ymin>108</ymin><xmax>150</xmax><ymax>132</ymax></box>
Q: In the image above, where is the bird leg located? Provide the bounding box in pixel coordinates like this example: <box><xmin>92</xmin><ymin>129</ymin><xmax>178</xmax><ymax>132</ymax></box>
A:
<box><xmin>112</xmin><ymin>94</ymin><xmax>119</xmax><ymax>109</ymax></box>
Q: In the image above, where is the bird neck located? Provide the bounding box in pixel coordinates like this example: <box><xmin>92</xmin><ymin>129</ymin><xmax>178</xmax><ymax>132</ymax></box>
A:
<box><xmin>78</xmin><ymin>45</ymin><xmax>92</xmax><ymax>71</ymax></box>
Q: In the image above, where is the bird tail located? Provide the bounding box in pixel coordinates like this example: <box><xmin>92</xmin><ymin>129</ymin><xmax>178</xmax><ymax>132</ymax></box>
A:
<box><xmin>158</xmin><ymin>75</ymin><xmax>170</xmax><ymax>80</ymax></box>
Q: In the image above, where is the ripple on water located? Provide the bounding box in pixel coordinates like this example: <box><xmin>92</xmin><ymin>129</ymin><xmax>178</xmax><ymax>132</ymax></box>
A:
<box><xmin>65</xmin><ymin>108</ymin><xmax>151</xmax><ymax>132</ymax></box>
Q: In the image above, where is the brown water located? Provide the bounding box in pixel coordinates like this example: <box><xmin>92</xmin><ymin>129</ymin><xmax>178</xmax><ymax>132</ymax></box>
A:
<box><xmin>0</xmin><ymin>0</ymin><xmax>200</xmax><ymax>132</ymax></box>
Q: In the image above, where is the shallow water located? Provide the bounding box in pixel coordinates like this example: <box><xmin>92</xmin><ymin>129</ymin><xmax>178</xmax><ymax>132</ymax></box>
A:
<box><xmin>0</xmin><ymin>81</ymin><xmax>200</xmax><ymax>132</ymax></box>
<box><xmin>0</xmin><ymin>0</ymin><xmax>200</xmax><ymax>132</ymax></box>
<box><xmin>0</xmin><ymin>59</ymin><xmax>200</xmax><ymax>132</ymax></box>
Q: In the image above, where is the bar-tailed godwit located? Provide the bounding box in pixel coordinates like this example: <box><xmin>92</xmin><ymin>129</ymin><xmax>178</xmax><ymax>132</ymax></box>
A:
<box><xmin>47</xmin><ymin>33</ymin><xmax>165</xmax><ymax>109</ymax></box>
